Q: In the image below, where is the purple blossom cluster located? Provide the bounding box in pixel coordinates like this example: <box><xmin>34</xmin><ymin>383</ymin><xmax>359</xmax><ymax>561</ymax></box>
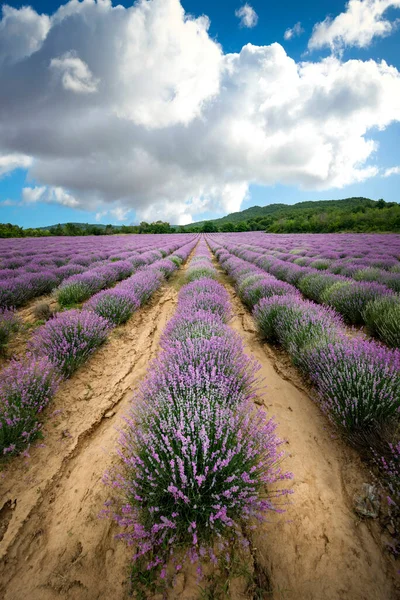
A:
<box><xmin>363</xmin><ymin>295</ymin><xmax>400</xmax><ymax>349</ymax></box>
<box><xmin>0</xmin><ymin>356</ymin><xmax>60</xmax><ymax>455</ymax></box>
<box><xmin>84</xmin><ymin>289</ymin><xmax>140</xmax><ymax>326</ymax></box>
<box><xmin>107</xmin><ymin>246</ymin><xmax>291</xmax><ymax>578</ymax></box>
<box><xmin>0</xmin><ymin>307</ymin><xmax>20</xmax><ymax>354</ymax></box>
<box><xmin>305</xmin><ymin>339</ymin><xmax>400</xmax><ymax>435</ymax></box>
<box><xmin>29</xmin><ymin>309</ymin><xmax>112</xmax><ymax>377</ymax></box>
<box><xmin>186</xmin><ymin>240</ymin><xmax>218</xmax><ymax>281</ymax></box>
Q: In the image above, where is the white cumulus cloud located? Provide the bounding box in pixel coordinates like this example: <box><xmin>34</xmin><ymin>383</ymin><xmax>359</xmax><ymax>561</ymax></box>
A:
<box><xmin>50</xmin><ymin>52</ymin><xmax>99</xmax><ymax>93</ymax></box>
<box><xmin>235</xmin><ymin>4</ymin><xmax>258</xmax><ymax>28</ymax></box>
<box><xmin>0</xmin><ymin>4</ymin><xmax>50</xmax><ymax>65</ymax></box>
<box><xmin>0</xmin><ymin>0</ymin><xmax>399</xmax><ymax>224</ymax></box>
<box><xmin>309</xmin><ymin>0</ymin><xmax>400</xmax><ymax>53</ymax></box>
<box><xmin>383</xmin><ymin>165</ymin><xmax>400</xmax><ymax>176</ymax></box>
<box><xmin>23</xmin><ymin>186</ymin><xmax>79</xmax><ymax>207</ymax></box>
<box><xmin>0</xmin><ymin>153</ymin><xmax>33</xmax><ymax>177</ymax></box>
<box><xmin>284</xmin><ymin>22</ymin><xmax>304</xmax><ymax>40</ymax></box>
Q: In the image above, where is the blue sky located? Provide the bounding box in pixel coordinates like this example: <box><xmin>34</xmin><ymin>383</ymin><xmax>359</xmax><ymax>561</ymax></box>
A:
<box><xmin>0</xmin><ymin>0</ymin><xmax>399</xmax><ymax>227</ymax></box>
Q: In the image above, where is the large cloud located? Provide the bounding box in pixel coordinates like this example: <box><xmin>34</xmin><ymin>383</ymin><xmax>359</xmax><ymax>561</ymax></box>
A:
<box><xmin>309</xmin><ymin>0</ymin><xmax>400</xmax><ymax>52</ymax></box>
<box><xmin>0</xmin><ymin>0</ymin><xmax>400</xmax><ymax>224</ymax></box>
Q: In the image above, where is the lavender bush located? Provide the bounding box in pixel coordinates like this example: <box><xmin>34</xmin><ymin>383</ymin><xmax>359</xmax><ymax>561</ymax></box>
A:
<box><xmin>0</xmin><ymin>308</ymin><xmax>20</xmax><ymax>354</ymax></box>
<box><xmin>363</xmin><ymin>296</ymin><xmax>400</xmax><ymax>349</ymax></box>
<box><xmin>0</xmin><ymin>356</ymin><xmax>60</xmax><ymax>455</ymax></box>
<box><xmin>85</xmin><ymin>289</ymin><xmax>140</xmax><ymax>326</ymax></box>
<box><xmin>30</xmin><ymin>309</ymin><xmax>111</xmax><ymax>377</ymax></box>
<box><xmin>119</xmin><ymin>270</ymin><xmax>164</xmax><ymax>306</ymax></box>
<box><xmin>161</xmin><ymin>310</ymin><xmax>228</xmax><ymax>345</ymax></box>
<box><xmin>109</xmin><ymin>391</ymin><xmax>290</xmax><ymax>573</ymax></box>
<box><xmin>322</xmin><ymin>281</ymin><xmax>391</xmax><ymax>325</ymax></box>
<box><xmin>253</xmin><ymin>295</ymin><xmax>302</xmax><ymax>343</ymax></box>
<box><xmin>240</xmin><ymin>277</ymin><xmax>298</xmax><ymax>309</ymax></box>
<box><xmin>304</xmin><ymin>339</ymin><xmax>400</xmax><ymax>435</ymax></box>
<box><xmin>253</xmin><ymin>295</ymin><xmax>342</xmax><ymax>369</ymax></box>
<box><xmin>298</xmin><ymin>273</ymin><xmax>347</xmax><ymax>303</ymax></box>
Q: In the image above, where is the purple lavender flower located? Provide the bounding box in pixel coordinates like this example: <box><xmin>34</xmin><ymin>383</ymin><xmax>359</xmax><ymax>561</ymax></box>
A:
<box><xmin>0</xmin><ymin>356</ymin><xmax>60</xmax><ymax>455</ymax></box>
<box><xmin>305</xmin><ymin>338</ymin><xmax>400</xmax><ymax>434</ymax></box>
<box><xmin>30</xmin><ymin>309</ymin><xmax>111</xmax><ymax>377</ymax></box>
<box><xmin>84</xmin><ymin>289</ymin><xmax>140</xmax><ymax>326</ymax></box>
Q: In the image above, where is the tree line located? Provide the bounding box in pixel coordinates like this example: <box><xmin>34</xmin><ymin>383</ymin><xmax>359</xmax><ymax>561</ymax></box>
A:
<box><xmin>1</xmin><ymin>199</ymin><xmax>400</xmax><ymax>237</ymax></box>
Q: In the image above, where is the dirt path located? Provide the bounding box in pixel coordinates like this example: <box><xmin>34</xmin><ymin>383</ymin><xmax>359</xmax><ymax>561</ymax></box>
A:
<box><xmin>0</xmin><ymin>266</ymin><xmax>189</xmax><ymax>599</ymax></box>
<box><xmin>214</xmin><ymin>263</ymin><xmax>399</xmax><ymax>600</ymax></box>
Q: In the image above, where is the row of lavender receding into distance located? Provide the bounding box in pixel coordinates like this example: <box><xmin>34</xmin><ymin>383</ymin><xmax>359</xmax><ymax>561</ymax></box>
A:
<box><xmin>207</xmin><ymin>234</ymin><xmax>400</xmax><ymax>547</ymax></box>
<box><xmin>0</xmin><ymin>235</ymin><xmax>198</xmax><ymax>457</ymax></box>
<box><xmin>0</xmin><ymin>234</ymin><xmax>199</xmax><ymax>355</ymax></box>
<box><xmin>0</xmin><ymin>235</ymin><xmax>188</xmax><ymax>309</ymax></box>
<box><xmin>208</xmin><ymin>232</ymin><xmax>400</xmax><ymax>349</ymax></box>
<box><xmin>105</xmin><ymin>239</ymin><xmax>292</xmax><ymax>587</ymax></box>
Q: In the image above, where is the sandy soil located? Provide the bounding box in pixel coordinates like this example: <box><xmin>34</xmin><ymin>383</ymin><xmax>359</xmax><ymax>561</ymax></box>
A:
<box><xmin>1</xmin><ymin>252</ymin><xmax>399</xmax><ymax>600</ymax></box>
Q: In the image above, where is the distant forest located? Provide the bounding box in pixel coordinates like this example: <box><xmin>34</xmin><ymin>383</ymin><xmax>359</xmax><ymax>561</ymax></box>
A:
<box><xmin>1</xmin><ymin>197</ymin><xmax>399</xmax><ymax>237</ymax></box>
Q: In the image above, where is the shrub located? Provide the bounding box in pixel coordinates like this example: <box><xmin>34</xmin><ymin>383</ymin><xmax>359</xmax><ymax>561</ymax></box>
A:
<box><xmin>179</xmin><ymin>278</ymin><xmax>229</xmax><ymax>303</ymax></box>
<box><xmin>376</xmin><ymin>442</ymin><xmax>400</xmax><ymax>535</ymax></box>
<box><xmin>354</xmin><ymin>268</ymin><xmax>385</xmax><ymax>283</ymax></box>
<box><xmin>0</xmin><ymin>356</ymin><xmax>60</xmax><ymax>455</ymax></box>
<box><xmin>119</xmin><ymin>270</ymin><xmax>164</xmax><ymax>306</ymax></box>
<box><xmin>108</xmin><ymin>390</ymin><xmax>290</xmax><ymax>572</ymax></box>
<box><xmin>152</xmin><ymin>259</ymin><xmax>177</xmax><ymax>279</ymax></box>
<box><xmin>298</xmin><ymin>273</ymin><xmax>346</xmax><ymax>303</ymax></box>
<box><xmin>30</xmin><ymin>309</ymin><xmax>111</xmax><ymax>377</ymax></box>
<box><xmin>253</xmin><ymin>295</ymin><xmax>302</xmax><ymax>343</ymax></box>
<box><xmin>33</xmin><ymin>302</ymin><xmax>53</xmax><ymax>322</ymax></box>
<box><xmin>0</xmin><ymin>278</ymin><xmax>34</xmax><ymax>308</ymax></box>
<box><xmin>274</xmin><ymin>303</ymin><xmax>343</xmax><ymax>370</ymax></box>
<box><xmin>240</xmin><ymin>277</ymin><xmax>298</xmax><ymax>309</ymax></box>
<box><xmin>187</xmin><ymin>265</ymin><xmax>217</xmax><ymax>282</ymax></box>
<box><xmin>305</xmin><ymin>339</ymin><xmax>400</xmax><ymax>435</ymax></box>
<box><xmin>161</xmin><ymin>310</ymin><xmax>228</xmax><ymax>346</ymax></box>
<box><xmin>153</xmin><ymin>333</ymin><xmax>260</xmax><ymax>401</ymax></box>
<box><xmin>56</xmin><ymin>281</ymin><xmax>93</xmax><ymax>306</ymax></box>
<box><xmin>0</xmin><ymin>308</ymin><xmax>20</xmax><ymax>354</ymax></box>
<box><xmin>322</xmin><ymin>281</ymin><xmax>390</xmax><ymax>325</ymax></box>
<box><xmin>383</xmin><ymin>273</ymin><xmax>400</xmax><ymax>293</ymax></box>
<box><xmin>363</xmin><ymin>296</ymin><xmax>400</xmax><ymax>349</ymax></box>
<box><xmin>168</xmin><ymin>255</ymin><xmax>183</xmax><ymax>267</ymax></box>
<box><xmin>85</xmin><ymin>290</ymin><xmax>140</xmax><ymax>326</ymax></box>
<box><xmin>178</xmin><ymin>291</ymin><xmax>231</xmax><ymax>323</ymax></box>
<box><xmin>27</xmin><ymin>271</ymin><xmax>60</xmax><ymax>295</ymax></box>
<box><xmin>309</xmin><ymin>259</ymin><xmax>331</xmax><ymax>270</ymax></box>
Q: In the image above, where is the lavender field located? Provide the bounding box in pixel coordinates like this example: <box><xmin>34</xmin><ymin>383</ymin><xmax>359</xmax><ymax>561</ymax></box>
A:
<box><xmin>0</xmin><ymin>233</ymin><xmax>399</xmax><ymax>600</ymax></box>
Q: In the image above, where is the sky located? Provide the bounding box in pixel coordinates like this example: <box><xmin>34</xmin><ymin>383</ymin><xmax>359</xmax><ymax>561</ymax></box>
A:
<box><xmin>0</xmin><ymin>0</ymin><xmax>400</xmax><ymax>227</ymax></box>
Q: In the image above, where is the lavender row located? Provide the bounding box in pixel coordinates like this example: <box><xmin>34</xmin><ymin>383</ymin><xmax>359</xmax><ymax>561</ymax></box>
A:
<box><xmin>0</xmin><ymin>234</ymin><xmax>196</xmax><ymax>309</ymax></box>
<box><xmin>209</xmin><ymin>234</ymin><xmax>400</xmax><ymax>349</ymax></box>
<box><xmin>209</xmin><ymin>238</ymin><xmax>400</xmax><ymax>527</ymax></box>
<box><xmin>0</xmin><ymin>238</ymin><xmax>197</xmax><ymax>457</ymax></box>
<box><xmin>105</xmin><ymin>242</ymin><xmax>291</xmax><ymax>585</ymax></box>
<box><xmin>209</xmin><ymin>237</ymin><xmax>400</xmax><ymax>438</ymax></box>
<box><xmin>215</xmin><ymin>232</ymin><xmax>400</xmax><ymax>279</ymax></box>
<box><xmin>55</xmin><ymin>240</ymin><xmax>189</xmax><ymax>307</ymax></box>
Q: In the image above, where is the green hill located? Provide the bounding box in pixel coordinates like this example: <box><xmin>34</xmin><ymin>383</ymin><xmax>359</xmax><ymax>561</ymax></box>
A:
<box><xmin>181</xmin><ymin>197</ymin><xmax>400</xmax><ymax>233</ymax></box>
